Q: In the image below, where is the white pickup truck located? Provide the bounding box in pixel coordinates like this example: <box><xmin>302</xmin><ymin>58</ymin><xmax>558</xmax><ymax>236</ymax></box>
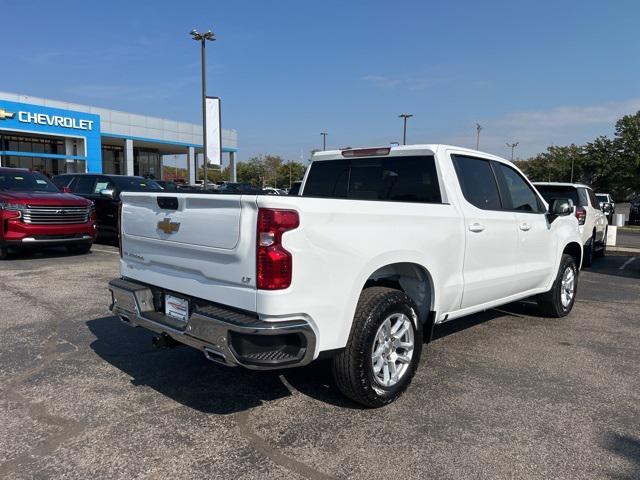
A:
<box><xmin>109</xmin><ymin>145</ymin><xmax>582</xmax><ymax>407</ymax></box>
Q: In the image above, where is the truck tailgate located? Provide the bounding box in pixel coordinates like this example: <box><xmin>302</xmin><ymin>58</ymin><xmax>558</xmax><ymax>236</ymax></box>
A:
<box><xmin>119</xmin><ymin>192</ymin><xmax>259</xmax><ymax>312</ymax></box>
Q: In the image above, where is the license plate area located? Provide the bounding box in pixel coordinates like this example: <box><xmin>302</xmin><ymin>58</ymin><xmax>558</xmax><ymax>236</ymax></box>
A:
<box><xmin>165</xmin><ymin>295</ymin><xmax>189</xmax><ymax>325</ymax></box>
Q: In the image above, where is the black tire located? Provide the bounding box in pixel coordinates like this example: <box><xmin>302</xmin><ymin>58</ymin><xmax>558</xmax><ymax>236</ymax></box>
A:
<box><xmin>332</xmin><ymin>287</ymin><xmax>423</xmax><ymax>408</ymax></box>
<box><xmin>537</xmin><ymin>254</ymin><xmax>578</xmax><ymax>318</ymax></box>
<box><xmin>0</xmin><ymin>246</ymin><xmax>8</xmax><ymax>260</ymax></box>
<box><xmin>582</xmin><ymin>234</ymin><xmax>594</xmax><ymax>268</ymax></box>
<box><xmin>66</xmin><ymin>243</ymin><xmax>92</xmax><ymax>255</ymax></box>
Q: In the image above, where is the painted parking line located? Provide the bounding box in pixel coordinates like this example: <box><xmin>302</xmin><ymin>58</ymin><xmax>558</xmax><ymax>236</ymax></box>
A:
<box><xmin>91</xmin><ymin>247</ymin><xmax>119</xmax><ymax>255</ymax></box>
<box><xmin>619</xmin><ymin>257</ymin><xmax>637</xmax><ymax>270</ymax></box>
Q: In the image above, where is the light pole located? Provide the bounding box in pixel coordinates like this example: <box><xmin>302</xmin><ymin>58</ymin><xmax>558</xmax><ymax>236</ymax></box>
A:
<box><xmin>320</xmin><ymin>132</ymin><xmax>328</xmax><ymax>151</ymax></box>
<box><xmin>475</xmin><ymin>123</ymin><xmax>483</xmax><ymax>150</ymax></box>
<box><xmin>399</xmin><ymin>113</ymin><xmax>413</xmax><ymax>145</ymax></box>
<box><xmin>190</xmin><ymin>28</ymin><xmax>216</xmax><ymax>189</ymax></box>
<box><xmin>506</xmin><ymin>141</ymin><xmax>519</xmax><ymax>161</ymax></box>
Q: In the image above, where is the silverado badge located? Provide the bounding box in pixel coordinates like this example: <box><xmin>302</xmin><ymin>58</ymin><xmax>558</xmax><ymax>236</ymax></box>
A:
<box><xmin>157</xmin><ymin>218</ymin><xmax>180</xmax><ymax>234</ymax></box>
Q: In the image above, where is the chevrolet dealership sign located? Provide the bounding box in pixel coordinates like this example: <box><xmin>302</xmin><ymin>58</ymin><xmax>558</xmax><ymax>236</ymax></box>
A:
<box><xmin>17</xmin><ymin>111</ymin><xmax>94</xmax><ymax>130</ymax></box>
<box><xmin>0</xmin><ymin>108</ymin><xmax>15</xmax><ymax>120</ymax></box>
<box><xmin>0</xmin><ymin>99</ymin><xmax>102</xmax><ymax>173</ymax></box>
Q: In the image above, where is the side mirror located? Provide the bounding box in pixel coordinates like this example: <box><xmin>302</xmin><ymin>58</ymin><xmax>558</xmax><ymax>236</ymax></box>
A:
<box><xmin>100</xmin><ymin>188</ymin><xmax>116</xmax><ymax>200</ymax></box>
<box><xmin>550</xmin><ymin>198</ymin><xmax>573</xmax><ymax>217</ymax></box>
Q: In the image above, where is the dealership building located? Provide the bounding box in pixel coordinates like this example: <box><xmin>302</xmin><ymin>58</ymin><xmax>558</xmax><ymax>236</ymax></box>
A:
<box><xmin>0</xmin><ymin>91</ymin><xmax>238</xmax><ymax>183</ymax></box>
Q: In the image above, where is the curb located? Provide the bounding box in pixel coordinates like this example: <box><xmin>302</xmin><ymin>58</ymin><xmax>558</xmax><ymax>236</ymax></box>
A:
<box><xmin>608</xmin><ymin>246</ymin><xmax>640</xmax><ymax>254</ymax></box>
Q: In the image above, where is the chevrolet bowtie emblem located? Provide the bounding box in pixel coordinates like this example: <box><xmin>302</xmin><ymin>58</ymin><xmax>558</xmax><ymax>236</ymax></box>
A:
<box><xmin>157</xmin><ymin>218</ymin><xmax>180</xmax><ymax>234</ymax></box>
<box><xmin>0</xmin><ymin>108</ymin><xmax>15</xmax><ymax>120</ymax></box>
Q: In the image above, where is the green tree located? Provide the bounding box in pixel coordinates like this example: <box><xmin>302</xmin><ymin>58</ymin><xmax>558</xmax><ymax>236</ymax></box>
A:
<box><xmin>517</xmin><ymin>110</ymin><xmax>640</xmax><ymax>200</ymax></box>
<box><xmin>516</xmin><ymin>144</ymin><xmax>583</xmax><ymax>183</ymax></box>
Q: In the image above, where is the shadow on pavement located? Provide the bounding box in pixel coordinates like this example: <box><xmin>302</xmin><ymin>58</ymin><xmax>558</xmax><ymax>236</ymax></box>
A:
<box><xmin>87</xmin><ymin>315</ymin><xmax>362</xmax><ymax>413</ymax></box>
<box><xmin>87</xmin><ymin>306</ymin><xmax>529</xmax><ymax>412</ymax></box>
<box><xmin>2</xmin><ymin>246</ymin><xmax>94</xmax><ymax>261</ymax></box>
<box><xmin>584</xmin><ymin>255</ymin><xmax>640</xmax><ymax>280</ymax></box>
<box><xmin>603</xmin><ymin>433</ymin><xmax>640</xmax><ymax>480</ymax></box>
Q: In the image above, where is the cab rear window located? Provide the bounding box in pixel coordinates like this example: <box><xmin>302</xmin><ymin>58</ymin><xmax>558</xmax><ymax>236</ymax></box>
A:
<box><xmin>535</xmin><ymin>185</ymin><xmax>583</xmax><ymax>206</ymax></box>
<box><xmin>302</xmin><ymin>156</ymin><xmax>441</xmax><ymax>204</ymax></box>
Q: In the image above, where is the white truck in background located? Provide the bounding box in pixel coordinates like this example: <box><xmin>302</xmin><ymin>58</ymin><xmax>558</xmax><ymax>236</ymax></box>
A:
<box><xmin>109</xmin><ymin>145</ymin><xmax>582</xmax><ymax>407</ymax></box>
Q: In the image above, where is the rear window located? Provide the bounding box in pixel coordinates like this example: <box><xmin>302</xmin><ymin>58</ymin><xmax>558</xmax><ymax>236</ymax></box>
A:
<box><xmin>112</xmin><ymin>177</ymin><xmax>162</xmax><ymax>192</ymax></box>
<box><xmin>535</xmin><ymin>185</ymin><xmax>583</xmax><ymax>207</ymax></box>
<box><xmin>302</xmin><ymin>156</ymin><xmax>441</xmax><ymax>203</ymax></box>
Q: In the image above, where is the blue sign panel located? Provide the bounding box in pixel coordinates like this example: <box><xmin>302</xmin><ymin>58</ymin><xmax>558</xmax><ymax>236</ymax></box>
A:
<box><xmin>0</xmin><ymin>100</ymin><xmax>102</xmax><ymax>172</ymax></box>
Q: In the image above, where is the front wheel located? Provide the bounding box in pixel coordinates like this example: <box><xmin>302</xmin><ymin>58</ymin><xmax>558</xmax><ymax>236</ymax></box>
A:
<box><xmin>537</xmin><ymin>254</ymin><xmax>578</xmax><ymax>318</ymax></box>
<box><xmin>332</xmin><ymin>287</ymin><xmax>423</xmax><ymax>408</ymax></box>
<box><xmin>0</xmin><ymin>246</ymin><xmax>8</xmax><ymax>260</ymax></box>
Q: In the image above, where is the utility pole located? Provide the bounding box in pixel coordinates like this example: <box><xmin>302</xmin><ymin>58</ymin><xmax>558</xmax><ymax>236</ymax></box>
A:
<box><xmin>320</xmin><ymin>132</ymin><xmax>328</xmax><ymax>151</ymax></box>
<box><xmin>399</xmin><ymin>113</ymin><xmax>413</xmax><ymax>145</ymax></box>
<box><xmin>506</xmin><ymin>141</ymin><xmax>519</xmax><ymax>162</ymax></box>
<box><xmin>475</xmin><ymin>123</ymin><xmax>482</xmax><ymax>150</ymax></box>
<box><xmin>190</xmin><ymin>28</ymin><xmax>216</xmax><ymax>189</ymax></box>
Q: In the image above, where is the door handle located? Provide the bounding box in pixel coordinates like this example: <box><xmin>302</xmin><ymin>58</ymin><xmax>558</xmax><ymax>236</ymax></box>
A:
<box><xmin>468</xmin><ymin>223</ymin><xmax>485</xmax><ymax>233</ymax></box>
<box><xmin>519</xmin><ymin>222</ymin><xmax>531</xmax><ymax>231</ymax></box>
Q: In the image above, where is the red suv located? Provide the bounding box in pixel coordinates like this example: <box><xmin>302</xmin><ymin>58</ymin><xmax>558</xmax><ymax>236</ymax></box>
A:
<box><xmin>0</xmin><ymin>168</ymin><xmax>97</xmax><ymax>259</ymax></box>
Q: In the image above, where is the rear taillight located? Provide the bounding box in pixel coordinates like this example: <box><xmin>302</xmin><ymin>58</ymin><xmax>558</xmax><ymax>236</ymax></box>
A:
<box><xmin>256</xmin><ymin>208</ymin><xmax>299</xmax><ymax>290</ymax></box>
<box><xmin>117</xmin><ymin>202</ymin><xmax>123</xmax><ymax>258</ymax></box>
<box><xmin>575</xmin><ymin>206</ymin><xmax>587</xmax><ymax>225</ymax></box>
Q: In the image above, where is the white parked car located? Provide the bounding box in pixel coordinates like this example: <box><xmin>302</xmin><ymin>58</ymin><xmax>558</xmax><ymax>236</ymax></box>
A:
<box><xmin>595</xmin><ymin>192</ymin><xmax>615</xmax><ymax>222</ymax></box>
<box><xmin>534</xmin><ymin>183</ymin><xmax>608</xmax><ymax>267</ymax></box>
<box><xmin>109</xmin><ymin>145</ymin><xmax>582</xmax><ymax>407</ymax></box>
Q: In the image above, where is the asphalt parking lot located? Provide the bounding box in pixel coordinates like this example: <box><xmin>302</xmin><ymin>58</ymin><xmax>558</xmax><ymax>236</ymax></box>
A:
<box><xmin>1</xmin><ymin>245</ymin><xmax>639</xmax><ymax>479</ymax></box>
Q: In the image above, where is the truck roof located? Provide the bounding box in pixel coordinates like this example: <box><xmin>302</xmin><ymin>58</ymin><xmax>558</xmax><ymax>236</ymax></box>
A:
<box><xmin>311</xmin><ymin>144</ymin><xmax>514</xmax><ymax>165</ymax></box>
<box><xmin>533</xmin><ymin>182</ymin><xmax>592</xmax><ymax>189</ymax></box>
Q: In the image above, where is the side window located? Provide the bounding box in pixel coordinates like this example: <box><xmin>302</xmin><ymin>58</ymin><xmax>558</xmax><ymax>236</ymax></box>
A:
<box><xmin>73</xmin><ymin>176</ymin><xmax>97</xmax><ymax>195</ymax></box>
<box><xmin>93</xmin><ymin>177</ymin><xmax>114</xmax><ymax>194</ymax></box>
<box><xmin>586</xmin><ymin>189</ymin><xmax>599</xmax><ymax>208</ymax></box>
<box><xmin>302</xmin><ymin>159</ymin><xmax>349</xmax><ymax>198</ymax></box>
<box><xmin>577</xmin><ymin>188</ymin><xmax>589</xmax><ymax>207</ymax></box>
<box><xmin>494</xmin><ymin>163</ymin><xmax>543</xmax><ymax>213</ymax></box>
<box><xmin>452</xmin><ymin>155</ymin><xmax>502</xmax><ymax>210</ymax></box>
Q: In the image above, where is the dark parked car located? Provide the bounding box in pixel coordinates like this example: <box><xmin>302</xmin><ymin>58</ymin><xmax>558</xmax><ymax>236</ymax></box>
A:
<box><xmin>52</xmin><ymin>174</ymin><xmax>162</xmax><ymax>239</ymax></box>
<box><xmin>629</xmin><ymin>195</ymin><xmax>640</xmax><ymax>225</ymax></box>
<box><xmin>215</xmin><ymin>182</ymin><xmax>262</xmax><ymax>194</ymax></box>
<box><xmin>155</xmin><ymin>180</ymin><xmax>179</xmax><ymax>192</ymax></box>
<box><xmin>288</xmin><ymin>181</ymin><xmax>302</xmax><ymax>196</ymax></box>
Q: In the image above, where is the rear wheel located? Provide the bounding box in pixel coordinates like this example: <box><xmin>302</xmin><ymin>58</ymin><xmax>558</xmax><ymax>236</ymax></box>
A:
<box><xmin>582</xmin><ymin>234</ymin><xmax>595</xmax><ymax>268</ymax></box>
<box><xmin>595</xmin><ymin>228</ymin><xmax>607</xmax><ymax>258</ymax></box>
<box><xmin>537</xmin><ymin>254</ymin><xmax>578</xmax><ymax>318</ymax></box>
<box><xmin>332</xmin><ymin>287</ymin><xmax>423</xmax><ymax>408</ymax></box>
<box><xmin>66</xmin><ymin>243</ymin><xmax>92</xmax><ymax>255</ymax></box>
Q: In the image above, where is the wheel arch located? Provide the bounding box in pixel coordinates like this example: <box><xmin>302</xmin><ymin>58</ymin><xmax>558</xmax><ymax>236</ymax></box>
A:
<box><xmin>361</xmin><ymin>262</ymin><xmax>436</xmax><ymax>328</ymax></box>
<box><xmin>562</xmin><ymin>241</ymin><xmax>583</xmax><ymax>270</ymax></box>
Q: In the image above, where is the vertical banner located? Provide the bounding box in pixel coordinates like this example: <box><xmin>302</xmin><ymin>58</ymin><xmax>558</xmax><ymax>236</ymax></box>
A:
<box><xmin>205</xmin><ymin>96</ymin><xmax>222</xmax><ymax>166</ymax></box>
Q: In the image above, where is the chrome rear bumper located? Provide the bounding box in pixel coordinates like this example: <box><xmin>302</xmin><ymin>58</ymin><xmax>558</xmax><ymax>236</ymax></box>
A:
<box><xmin>108</xmin><ymin>278</ymin><xmax>316</xmax><ymax>370</ymax></box>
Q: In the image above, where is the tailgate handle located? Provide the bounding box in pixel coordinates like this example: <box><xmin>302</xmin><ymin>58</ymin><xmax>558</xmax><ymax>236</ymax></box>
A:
<box><xmin>157</xmin><ymin>197</ymin><xmax>179</xmax><ymax>210</ymax></box>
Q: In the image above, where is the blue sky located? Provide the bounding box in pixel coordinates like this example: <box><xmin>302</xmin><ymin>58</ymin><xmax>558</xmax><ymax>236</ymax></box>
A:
<box><xmin>2</xmin><ymin>0</ymin><xmax>640</xmax><ymax>162</ymax></box>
